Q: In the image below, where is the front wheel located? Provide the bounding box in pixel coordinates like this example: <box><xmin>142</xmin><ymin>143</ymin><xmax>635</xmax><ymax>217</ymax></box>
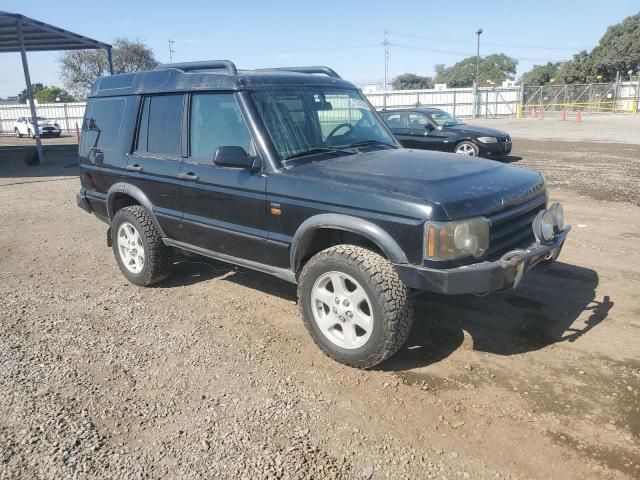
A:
<box><xmin>454</xmin><ymin>141</ymin><xmax>479</xmax><ymax>156</ymax></box>
<box><xmin>298</xmin><ymin>245</ymin><xmax>413</xmax><ymax>368</ymax></box>
<box><xmin>15</xmin><ymin>128</ymin><xmax>22</xmax><ymax>138</ymax></box>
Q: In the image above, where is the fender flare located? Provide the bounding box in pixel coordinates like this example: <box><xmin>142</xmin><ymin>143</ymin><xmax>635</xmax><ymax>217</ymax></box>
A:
<box><xmin>106</xmin><ymin>182</ymin><xmax>166</xmax><ymax>237</ymax></box>
<box><xmin>290</xmin><ymin>213</ymin><xmax>408</xmax><ymax>272</ymax></box>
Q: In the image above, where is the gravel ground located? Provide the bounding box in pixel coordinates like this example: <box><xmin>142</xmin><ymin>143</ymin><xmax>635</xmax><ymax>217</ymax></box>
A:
<box><xmin>1</xmin><ymin>138</ymin><xmax>639</xmax><ymax>479</ymax></box>
<box><xmin>474</xmin><ymin>114</ymin><xmax>640</xmax><ymax>144</ymax></box>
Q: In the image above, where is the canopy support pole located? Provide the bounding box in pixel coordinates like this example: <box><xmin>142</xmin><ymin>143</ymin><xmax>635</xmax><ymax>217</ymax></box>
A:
<box><xmin>17</xmin><ymin>20</ymin><xmax>44</xmax><ymax>165</ymax></box>
<box><xmin>107</xmin><ymin>47</ymin><xmax>113</xmax><ymax>75</ymax></box>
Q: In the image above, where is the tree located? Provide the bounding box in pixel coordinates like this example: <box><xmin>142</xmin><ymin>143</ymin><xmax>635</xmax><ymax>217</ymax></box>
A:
<box><xmin>519</xmin><ymin>62</ymin><xmax>561</xmax><ymax>86</ymax></box>
<box><xmin>392</xmin><ymin>73</ymin><xmax>434</xmax><ymax>90</ymax></box>
<box><xmin>18</xmin><ymin>83</ymin><xmax>44</xmax><ymax>102</ymax></box>
<box><xmin>34</xmin><ymin>86</ymin><xmax>76</xmax><ymax>103</ymax></box>
<box><xmin>555</xmin><ymin>51</ymin><xmax>591</xmax><ymax>84</ymax></box>
<box><xmin>434</xmin><ymin>54</ymin><xmax>518</xmax><ymax>88</ymax></box>
<box><xmin>588</xmin><ymin>12</ymin><xmax>640</xmax><ymax>82</ymax></box>
<box><xmin>59</xmin><ymin>38</ymin><xmax>158</xmax><ymax>99</ymax></box>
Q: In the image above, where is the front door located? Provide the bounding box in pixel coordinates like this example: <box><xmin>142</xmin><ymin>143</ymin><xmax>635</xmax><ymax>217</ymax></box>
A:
<box><xmin>178</xmin><ymin>92</ymin><xmax>268</xmax><ymax>263</ymax></box>
<box><xmin>405</xmin><ymin>112</ymin><xmax>447</xmax><ymax>150</ymax></box>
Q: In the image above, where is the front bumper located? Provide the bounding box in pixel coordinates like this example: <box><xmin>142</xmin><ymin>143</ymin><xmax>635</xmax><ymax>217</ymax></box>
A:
<box><xmin>395</xmin><ymin>226</ymin><xmax>570</xmax><ymax>295</ymax></box>
<box><xmin>479</xmin><ymin>139</ymin><xmax>512</xmax><ymax>157</ymax></box>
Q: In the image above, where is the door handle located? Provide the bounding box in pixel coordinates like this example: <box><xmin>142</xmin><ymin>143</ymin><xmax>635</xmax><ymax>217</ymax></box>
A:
<box><xmin>178</xmin><ymin>172</ymin><xmax>199</xmax><ymax>181</ymax></box>
<box><xmin>126</xmin><ymin>164</ymin><xmax>143</xmax><ymax>172</ymax></box>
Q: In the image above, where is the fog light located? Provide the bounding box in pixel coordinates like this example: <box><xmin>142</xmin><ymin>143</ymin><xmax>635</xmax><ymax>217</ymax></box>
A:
<box><xmin>532</xmin><ymin>210</ymin><xmax>555</xmax><ymax>243</ymax></box>
<box><xmin>548</xmin><ymin>203</ymin><xmax>564</xmax><ymax>232</ymax></box>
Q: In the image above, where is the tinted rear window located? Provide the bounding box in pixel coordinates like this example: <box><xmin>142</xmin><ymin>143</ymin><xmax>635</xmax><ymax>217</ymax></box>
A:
<box><xmin>83</xmin><ymin>98</ymin><xmax>126</xmax><ymax>149</ymax></box>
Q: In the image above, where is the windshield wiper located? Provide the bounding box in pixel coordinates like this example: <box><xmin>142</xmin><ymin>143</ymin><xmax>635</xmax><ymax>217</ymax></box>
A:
<box><xmin>346</xmin><ymin>139</ymin><xmax>396</xmax><ymax>149</ymax></box>
<box><xmin>283</xmin><ymin>147</ymin><xmax>352</xmax><ymax>162</ymax></box>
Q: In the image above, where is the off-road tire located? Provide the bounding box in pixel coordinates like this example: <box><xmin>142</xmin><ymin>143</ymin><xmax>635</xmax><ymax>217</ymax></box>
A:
<box><xmin>298</xmin><ymin>245</ymin><xmax>413</xmax><ymax>369</ymax></box>
<box><xmin>111</xmin><ymin>206</ymin><xmax>173</xmax><ymax>286</ymax></box>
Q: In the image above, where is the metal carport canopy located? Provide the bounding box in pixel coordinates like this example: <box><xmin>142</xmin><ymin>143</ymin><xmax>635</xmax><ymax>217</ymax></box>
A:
<box><xmin>0</xmin><ymin>11</ymin><xmax>113</xmax><ymax>165</ymax></box>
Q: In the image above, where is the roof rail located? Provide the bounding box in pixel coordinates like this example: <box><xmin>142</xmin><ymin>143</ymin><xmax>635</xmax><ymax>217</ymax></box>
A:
<box><xmin>155</xmin><ymin>60</ymin><xmax>237</xmax><ymax>75</ymax></box>
<box><xmin>255</xmin><ymin>66</ymin><xmax>341</xmax><ymax>79</ymax></box>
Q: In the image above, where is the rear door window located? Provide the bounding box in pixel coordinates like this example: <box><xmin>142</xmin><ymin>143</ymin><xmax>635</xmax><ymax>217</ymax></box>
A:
<box><xmin>136</xmin><ymin>94</ymin><xmax>183</xmax><ymax>157</ymax></box>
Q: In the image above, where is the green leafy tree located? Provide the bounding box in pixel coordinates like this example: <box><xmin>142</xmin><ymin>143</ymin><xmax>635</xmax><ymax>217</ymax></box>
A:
<box><xmin>59</xmin><ymin>38</ymin><xmax>158</xmax><ymax>99</ymax></box>
<box><xmin>588</xmin><ymin>12</ymin><xmax>640</xmax><ymax>81</ymax></box>
<box><xmin>392</xmin><ymin>73</ymin><xmax>434</xmax><ymax>90</ymax></box>
<box><xmin>33</xmin><ymin>86</ymin><xmax>76</xmax><ymax>103</ymax></box>
<box><xmin>434</xmin><ymin>54</ymin><xmax>518</xmax><ymax>87</ymax></box>
<box><xmin>519</xmin><ymin>62</ymin><xmax>561</xmax><ymax>85</ymax></box>
<box><xmin>17</xmin><ymin>83</ymin><xmax>44</xmax><ymax>103</ymax></box>
<box><xmin>555</xmin><ymin>51</ymin><xmax>592</xmax><ymax>84</ymax></box>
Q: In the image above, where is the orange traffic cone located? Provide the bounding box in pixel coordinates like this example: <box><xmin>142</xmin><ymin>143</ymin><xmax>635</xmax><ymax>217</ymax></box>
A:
<box><xmin>560</xmin><ymin>110</ymin><xmax>567</xmax><ymax>121</ymax></box>
<box><xmin>576</xmin><ymin>111</ymin><xmax>582</xmax><ymax>123</ymax></box>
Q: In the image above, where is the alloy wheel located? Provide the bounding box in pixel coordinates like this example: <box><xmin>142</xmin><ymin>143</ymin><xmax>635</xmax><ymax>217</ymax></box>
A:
<box><xmin>117</xmin><ymin>222</ymin><xmax>145</xmax><ymax>274</ymax></box>
<box><xmin>310</xmin><ymin>271</ymin><xmax>374</xmax><ymax>349</ymax></box>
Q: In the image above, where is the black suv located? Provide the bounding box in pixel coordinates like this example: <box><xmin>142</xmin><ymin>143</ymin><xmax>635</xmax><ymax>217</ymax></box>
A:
<box><xmin>76</xmin><ymin>61</ymin><xmax>569</xmax><ymax>368</ymax></box>
<box><xmin>381</xmin><ymin>108</ymin><xmax>512</xmax><ymax>157</ymax></box>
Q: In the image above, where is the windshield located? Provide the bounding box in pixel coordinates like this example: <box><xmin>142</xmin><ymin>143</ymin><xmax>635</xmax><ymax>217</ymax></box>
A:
<box><xmin>251</xmin><ymin>87</ymin><xmax>395</xmax><ymax>161</ymax></box>
<box><xmin>426</xmin><ymin>110</ymin><xmax>463</xmax><ymax>127</ymax></box>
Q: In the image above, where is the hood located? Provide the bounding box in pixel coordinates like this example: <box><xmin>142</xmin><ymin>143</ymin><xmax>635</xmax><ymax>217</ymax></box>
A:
<box><xmin>288</xmin><ymin>149</ymin><xmax>544</xmax><ymax>219</ymax></box>
<box><xmin>446</xmin><ymin>123</ymin><xmax>508</xmax><ymax>137</ymax></box>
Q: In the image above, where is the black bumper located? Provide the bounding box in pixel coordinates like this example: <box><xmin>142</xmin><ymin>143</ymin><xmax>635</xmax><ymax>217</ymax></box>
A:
<box><xmin>479</xmin><ymin>140</ymin><xmax>512</xmax><ymax>157</ymax></box>
<box><xmin>76</xmin><ymin>188</ymin><xmax>92</xmax><ymax>214</ymax></box>
<box><xmin>395</xmin><ymin>227</ymin><xmax>570</xmax><ymax>295</ymax></box>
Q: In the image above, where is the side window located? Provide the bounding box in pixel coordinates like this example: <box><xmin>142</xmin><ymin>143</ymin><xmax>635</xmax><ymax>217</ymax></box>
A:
<box><xmin>407</xmin><ymin>112</ymin><xmax>430</xmax><ymax>129</ymax></box>
<box><xmin>382</xmin><ymin>113</ymin><xmax>402</xmax><ymax>128</ymax></box>
<box><xmin>136</xmin><ymin>94</ymin><xmax>183</xmax><ymax>156</ymax></box>
<box><xmin>189</xmin><ymin>93</ymin><xmax>253</xmax><ymax>164</ymax></box>
<box><xmin>82</xmin><ymin>97</ymin><xmax>126</xmax><ymax>149</ymax></box>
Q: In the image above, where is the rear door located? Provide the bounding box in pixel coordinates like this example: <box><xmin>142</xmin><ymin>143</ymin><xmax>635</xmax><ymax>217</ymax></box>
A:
<box><xmin>177</xmin><ymin>92</ymin><xmax>268</xmax><ymax>263</ymax></box>
<box><xmin>125</xmin><ymin>94</ymin><xmax>184</xmax><ymax>239</ymax></box>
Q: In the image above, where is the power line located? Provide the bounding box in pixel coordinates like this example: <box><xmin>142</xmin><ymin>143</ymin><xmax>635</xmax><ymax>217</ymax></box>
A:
<box><xmin>388</xmin><ymin>31</ymin><xmax>588</xmax><ymax>52</ymax></box>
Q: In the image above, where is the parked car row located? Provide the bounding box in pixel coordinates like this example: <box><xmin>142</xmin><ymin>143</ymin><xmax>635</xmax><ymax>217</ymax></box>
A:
<box><xmin>14</xmin><ymin>116</ymin><xmax>62</xmax><ymax>138</ymax></box>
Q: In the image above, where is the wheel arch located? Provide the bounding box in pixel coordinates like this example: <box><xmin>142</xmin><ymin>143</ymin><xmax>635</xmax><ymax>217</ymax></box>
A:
<box><xmin>290</xmin><ymin>214</ymin><xmax>408</xmax><ymax>273</ymax></box>
<box><xmin>107</xmin><ymin>183</ymin><xmax>166</xmax><ymax>237</ymax></box>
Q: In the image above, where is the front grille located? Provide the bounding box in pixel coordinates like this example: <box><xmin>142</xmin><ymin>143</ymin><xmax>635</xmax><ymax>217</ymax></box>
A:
<box><xmin>486</xmin><ymin>194</ymin><xmax>546</xmax><ymax>260</ymax></box>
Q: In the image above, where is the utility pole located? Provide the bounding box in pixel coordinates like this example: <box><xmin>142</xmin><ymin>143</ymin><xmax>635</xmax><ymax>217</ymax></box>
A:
<box><xmin>473</xmin><ymin>28</ymin><xmax>482</xmax><ymax>118</ymax></box>
<box><xmin>383</xmin><ymin>31</ymin><xmax>389</xmax><ymax>110</ymax></box>
<box><xmin>168</xmin><ymin>39</ymin><xmax>175</xmax><ymax>63</ymax></box>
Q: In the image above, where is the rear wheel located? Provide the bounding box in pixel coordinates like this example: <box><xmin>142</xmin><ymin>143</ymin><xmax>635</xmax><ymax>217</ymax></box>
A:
<box><xmin>29</xmin><ymin>129</ymin><xmax>35</xmax><ymax>139</ymax></box>
<box><xmin>454</xmin><ymin>141</ymin><xmax>479</xmax><ymax>156</ymax></box>
<box><xmin>298</xmin><ymin>245</ymin><xmax>413</xmax><ymax>369</ymax></box>
<box><xmin>111</xmin><ymin>206</ymin><xmax>173</xmax><ymax>286</ymax></box>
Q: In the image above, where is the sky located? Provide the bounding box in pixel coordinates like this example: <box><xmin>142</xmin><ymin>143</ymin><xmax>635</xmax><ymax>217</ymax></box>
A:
<box><xmin>1</xmin><ymin>0</ymin><xmax>639</xmax><ymax>97</ymax></box>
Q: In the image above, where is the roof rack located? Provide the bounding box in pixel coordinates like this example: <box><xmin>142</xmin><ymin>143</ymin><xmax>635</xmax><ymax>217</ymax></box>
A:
<box><xmin>155</xmin><ymin>60</ymin><xmax>237</xmax><ymax>75</ymax></box>
<box><xmin>254</xmin><ymin>66</ymin><xmax>341</xmax><ymax>79</ymax></box>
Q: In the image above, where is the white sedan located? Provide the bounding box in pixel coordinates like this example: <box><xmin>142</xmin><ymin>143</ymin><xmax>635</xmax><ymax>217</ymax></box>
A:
<box><xmin>14</xmin><ymin>116</ymin><xmax>62</xmax><ymax>138</ymax></box>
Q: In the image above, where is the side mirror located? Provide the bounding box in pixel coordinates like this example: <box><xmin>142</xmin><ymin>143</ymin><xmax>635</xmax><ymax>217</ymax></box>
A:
<box><xmin>214</xmin><ymin>146</ymin><xmax>260</xmax><ymax>170</ymax></box>
<box><xmin>425</xmin><ymin>123</ymin><xmax>435</xmax><ymax>131</ymax></box>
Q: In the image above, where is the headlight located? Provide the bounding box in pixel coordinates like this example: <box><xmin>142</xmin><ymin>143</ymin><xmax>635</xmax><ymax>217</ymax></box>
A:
<box><xmin>477</xmin><ymin>136</ymin><xmax>497</xmax><ymax>144</ymax></box>
<box><xmin>425</xmin><ymin>217</ymin><xmax>490</xmax><ymax>261</ymax></box>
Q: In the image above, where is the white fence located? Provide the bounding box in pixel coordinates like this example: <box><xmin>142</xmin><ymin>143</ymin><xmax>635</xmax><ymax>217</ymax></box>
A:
<box><xmin>366</xmin><ymin>86</ymin><xmax>521</xmax><ymax>117</ymax></box>
<box><xmin>0</xmin><ymin>102</ymin><xmax>86</xmax><ymax>134</ymax></box>
<box><xmin>1</xmin><ymin>81</ymin><xmax>638</xmax><ymax>134</ymax></box>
